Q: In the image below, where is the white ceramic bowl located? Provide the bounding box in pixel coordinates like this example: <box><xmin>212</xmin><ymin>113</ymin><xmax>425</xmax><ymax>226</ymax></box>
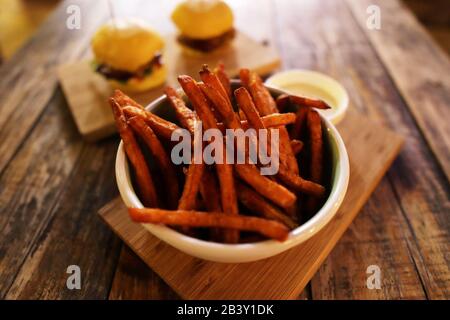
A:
<box><xmin>265</xmin><ymin>69</ymin><xmax>349</xmax><ymax>125</ymax></box>
<box><xmin>115</xmin><ymin>81</ymin><xmax>350</xmax><ymax>263</ymax></box>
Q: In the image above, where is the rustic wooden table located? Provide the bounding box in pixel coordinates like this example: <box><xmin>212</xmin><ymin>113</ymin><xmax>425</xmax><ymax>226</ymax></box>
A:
<box><xmin>0</xmin><ymin>0</ymin><xmax>448</xmax><ymax>300</ymax></box>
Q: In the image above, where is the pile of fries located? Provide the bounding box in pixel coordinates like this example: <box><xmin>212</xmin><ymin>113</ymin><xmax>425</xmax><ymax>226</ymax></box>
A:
<box><xmin>109</xmin><ymin>64</ymin><xmax>330</xmax><ymax>243</ymax></box>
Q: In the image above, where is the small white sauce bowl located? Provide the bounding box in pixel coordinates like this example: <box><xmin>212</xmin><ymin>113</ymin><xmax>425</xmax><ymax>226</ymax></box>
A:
<box><xmin>115</xmin><ymin>81</ymin><xmax>350</xmax><ymax>263</ymax></box>
<box><xmin>265</xmin><ymin>69</ymin><xmax>349</xmax><ymax>125</ymax></box>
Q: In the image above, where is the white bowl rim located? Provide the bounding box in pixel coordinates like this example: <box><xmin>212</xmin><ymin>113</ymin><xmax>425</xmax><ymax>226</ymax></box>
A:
<box><xmin>115</xmin><ymin>82</ymin><xmax>350</xmax><ymax>261</ymax></box>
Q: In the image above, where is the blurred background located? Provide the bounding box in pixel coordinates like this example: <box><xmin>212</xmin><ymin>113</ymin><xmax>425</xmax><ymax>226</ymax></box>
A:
<box><xmin>0</xmin><ymin>0</ymin><xmax>449</xmax><ymax>63</ymax></box>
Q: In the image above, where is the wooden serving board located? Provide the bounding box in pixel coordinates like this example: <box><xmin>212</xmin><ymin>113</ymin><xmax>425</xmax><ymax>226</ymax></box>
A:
<box><xmin>58</xmin><ymin>32</ymin><xmax>280</xmax><ymax>141</ymax></box>
<box><xmin>98</xmin><ymin>110</ymin><xmax>404</xmax><ymax>300</ymax></box>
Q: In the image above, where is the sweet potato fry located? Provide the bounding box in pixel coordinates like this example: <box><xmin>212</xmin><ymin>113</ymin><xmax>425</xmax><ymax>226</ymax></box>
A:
<box><xmin>306</xmin><ymin>110</ymin><xmax>324</xmax><ymax>213</ymax></box>
<box><xmin>291</xmin><ymin>139</ymin><xmax>304</xmax><ymax>155</ymax></box>
<box><xmin>122</xmin><ymin>105</ymin><xmax>180</xmax><ymax>140</ymax></box>
<box><xmin>199</xmin><ymin>83</ymin><xmax>241</xmax><ymax>130</ymax></box>
<box><xmin>289</xmin><ymin>94</ymin><xmax>331</xmax><ymax>110</ymax></box>
<box><xmin>199</xmin><ymin>167</ymin><xmax>224</xmax><ymax>241</ymax></box>
<box><xmin>177</xmin><ymin>75</ymin><xmax>218</xmax><ymax>130</ymax></box>
<box><xmin>238</xmin><ymin>109</ymin><xmax>247</xmax><ymax>120</ymax></box>
<box><xmin>216</xmin><ymin>113</ymin><xmax>296</xmax><ymax>131</ymax></box>
<box><xmin>239</xmin><ymin>68</ymin><xmax>251</xmax><ymax>89</ymax></box>
<box><xmin>235</xmin><ymin>164</ymin><xmax>296</xmax><ymax>212</ymax></box>
<box><xmin>234</xmin><ymin>87</ymin><xmax>265</xmax><ymax>131</ymax></box>
<box><xmin>248</xmin><ymin>74</ymin><xmax>299</xmax><ymax>174</ymax></box>
<box><xmin>248</xmin><ymin>74</ymin><xmax>278</xmax><ymax>115</ymax></box>
<box><xmin>112</xmin><ymin>89</ymin><xmax>143</xmax><ymax>109</ymax></box>
<box><xmin>128</xmin><ymin>208</ymin><xmax>289</xmax><ymax>241</ymax></box>
<box><xmin>277</xmin><ymin>167</ymin><xmax>325</xmax><ymax>197</ymax></box>
<box><xmin>199</xmin><ymin>65</ymin><xmax>231</xmax><ymax>106</ymax></box>
<box><xmin>109</xmin><ymin>98</ymin><xmax>159</xmax><ymax>207</ymax></box>
<box><xmin>278</xmin><ymin>127</ymin><xmax>299</xmax><ymax>173</ymax></box>
<box><xmin>127</xmin><ymin>116</ymin><xmax>179</xmax><ymax>209</ymax></box>
<box><xmin>114</xmin><ymin>90</ymin><xmax>181</xmax><ymax>140</ymax></box>
<box><xmin>234</xmin><ymin>86</ymin><xmax>273</xmax><ymax>161</ymax></box>
<box><xmin>236</xmin><ymin>182</ymin><xmax>298</xmax><ymax>229</ymax></box>
<box><xmin>215</xmin><ymin>156</ymin><xmax>239</xmax><ymax>243</ymax></box>
<box><xmin>307</xmin><ymin>110</ymin><xmax>324</xmax><ymax>182</ymax></box>
<box><xmin>290</xmin><ymin>106</ymin><xmax>309</xmax><ymax>140</ymax></box>
<box><xmin>165</xmin><ymin>86</ymin><xmax>198</xmax><ymax>134</ymax></box>
<box><xmin>178</xmin><ymin>75</ymin><xmax>239</xmax><ymax>243</ymax></box>
<box><xmin>258</xmin><ymin>113</ymin><xmax>296</xmax><ymax>127</ymax></box>
<box><xmin>178</xmin><ymin>162</ymin><xmax>205</xmax><ymax>210</ymax></box>
<box><xmin>199</xmin><ymin>168</ymin><xmax>222</xmax><ymax>212</ymax></box>
<box><xmin>214</xmin><ymin>62</ymin><xmax>232</xmax><ymax>101</ymax></box>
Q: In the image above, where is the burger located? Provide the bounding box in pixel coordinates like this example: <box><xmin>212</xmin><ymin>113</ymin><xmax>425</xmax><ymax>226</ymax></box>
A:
<box><xmin>171</xmin><ymin>0</ymin><xmax>235</xmax><ymax>55</ymax></box>
<box><xmin>91</xmin><ymin>18</ymin><xmax>167</xmax><ymax>92</ymax></box>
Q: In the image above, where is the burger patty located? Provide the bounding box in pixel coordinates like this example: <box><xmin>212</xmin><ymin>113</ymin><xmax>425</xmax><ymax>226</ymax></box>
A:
<box><xmin>96</xmin><ymin>53</ymin><xmax>162</xmax><ymax>82</ymax></box>
<box><xmin>177</xmin><ymin>29</ymin><xmax>235</xmax><ymax>52</ymax></box>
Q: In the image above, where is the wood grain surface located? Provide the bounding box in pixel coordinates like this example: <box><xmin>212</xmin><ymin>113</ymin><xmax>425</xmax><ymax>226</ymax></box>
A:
<box><xmin>0</xmin><ymin>0</ymin><xmax>448</xmax><ymax>300</ymax></box>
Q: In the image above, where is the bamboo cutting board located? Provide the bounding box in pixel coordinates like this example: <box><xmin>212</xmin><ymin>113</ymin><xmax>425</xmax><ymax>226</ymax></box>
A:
<box><xmin>58</xmin><ymin>32</ymin><xmax>280</xmax><ymax>141</ymax></box>
<box><xmin>98</xmin><ymin>110</ymin><xmax>404</xmax><ymax>299</ymax></box>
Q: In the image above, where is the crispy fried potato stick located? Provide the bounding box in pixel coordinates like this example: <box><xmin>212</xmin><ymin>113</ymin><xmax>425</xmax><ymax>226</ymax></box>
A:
<box><xmin>289</xmin><ymin>94</ymin><xmax>331</xmax><ymax>110</ymax></box>
<box><xmin>234</xmin><ymin>86</ymin><xmax>273</xmax><ymax>161</ymax></box>
<box><xmin>248</xmin><ymin>73</ymin><xmax>299</xmax><ymax>174</ymax></box>
<box><xmin>239</xmin><ymin>68</ymin><xmax>251</xmax><ymax>89</ymax></box>
<box><xmin>234</xmin><ymin>87</ymin><xmax>265</xmax><ymax>130</ymax></box>
<box><xmin>199</xmin><ymin>65</ymin><xmax>231</xmax><ymax>106</ymax></box>
<box><xmin>238</xmin><ymin>109</ymin><xmax>247</xmax><ymax>120</ymax></box>
<box><xmin>128</xmin><ymin>208</ymin><xmax>289</xmax><ymax>241</ymax></box>
<box><xmin>178</xmin><ymin>76</ymin><xmax>218</xmax><ymax>130</ymax></box>
<box><xmin>250</xmin><ymin>112</ymin><xmax>296</xmax><ymax>127</ymax></box>
<box><xmin>122</xmin><ymin>105</ymin><xmax>180</xmax><ymax>140</ymax></box>
<box><xmin>199</xmin><ymin>83</ymin><xmax>241</xmax><ymax>130</ymax></box>
<box><xmin>277</xmin><ymin>167</ymin><xmax>325</xmax><ymax>197</ymax></box>
<box><xmin>199</xmin><ymin>168</ymin><xmax>222</xmax><ymax>212</ymax></box>
<box><xmin>235</xmin><ymin>164</ymin><xmax>297</xmax><ymax>212</ymax></box>
<box><xmin>290</xmin><ymin>106</ymin><xmax>309</xmax><ymax>140</ymax></box>
<box><xmin>216</xmin><ymin>113</ymin><xmax>296</xmax><ymax>131</ymax></box>
<box><xmin>214</xmin><ymin>62</ymin><xmax>232</xmax><ymax>101</ymax></box>
<box><xmin>307</xmin><ymin>110</ymin><xmax>324</xmax><ymax>182</ymax></box>
<box><xmin>112</xmin><ymin>89</ymin><xmax>143</xmax><ymax>109</ymax></box>
<box><xmin>109</xmin><ymin>98</ymin><xmax>159</xmax><ymax>207</ymax></box>
<box><xmin>248</xmin><ymin>75</ymin><xmax>278</xmax><ymax>115</ymax></box>
<box><xmin>276</xmin><ymin>93</ymin><xmax>331</xmax><ymax>111</ymax></box>
<box><xmin>178</xmin><ymin>75</ymin><xmax>239</xmax><ymax>243</ymax></box>
<box><xmin>178</xmin><ymin>162</ymin><xmax>205</xmax><ymax>211</ymax></box>
<box><xmin>236</xmin><ymin>182</ymin><xmax>298</xmax><ymax>229</ymax></box>
<box><xmin>127</xmin><ymin>116</ymin><xmax>179</xmax><ymax>209</ymax></box>
<box><xmin>165</xmin><ymin>86</ymin><xmax>198</xmax><ymax>134</ymax></box>
<box><xmin>114</xmin><ymin>90</ymin><xmax>180</xmax><ymax>140</ymax></box>
<box><xmin>290</xmin><ymin>139</ymin><xmax>304</xmax><ymax>156</ymax></box>
<box><xmin>306</xmin><ymin>110</ymin><xmax>324</xmax><ymax>213</ymax></box>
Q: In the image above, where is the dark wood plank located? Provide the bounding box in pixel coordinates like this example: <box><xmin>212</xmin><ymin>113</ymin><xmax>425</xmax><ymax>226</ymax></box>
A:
<box><xmin>347</xmin><ymin>0</ymin><xmax>450</xmax><ymax>182</ymax></box>
<box><xmin>0</xmin><ymin>89</ymin><xmax>82</xmax><ymax>297</ymax></box>
<box><xmin>0</xmin><ymin>0</ymin><xmax>175</xmax><ymax>300</ymax></box>
<box><xmin>1</xmin><ymin>116</ymin><xmax>121</xmax><ymax>299</ymax></box>
<box><xmin>275</xmin><ymin>0</ymin><xmax>449</xmax><ymax>299</ymax></box>
<box><xmin>109</xmin><ymin>247</ymin><xmax>179</xmax><ymax>300</ymax></box>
